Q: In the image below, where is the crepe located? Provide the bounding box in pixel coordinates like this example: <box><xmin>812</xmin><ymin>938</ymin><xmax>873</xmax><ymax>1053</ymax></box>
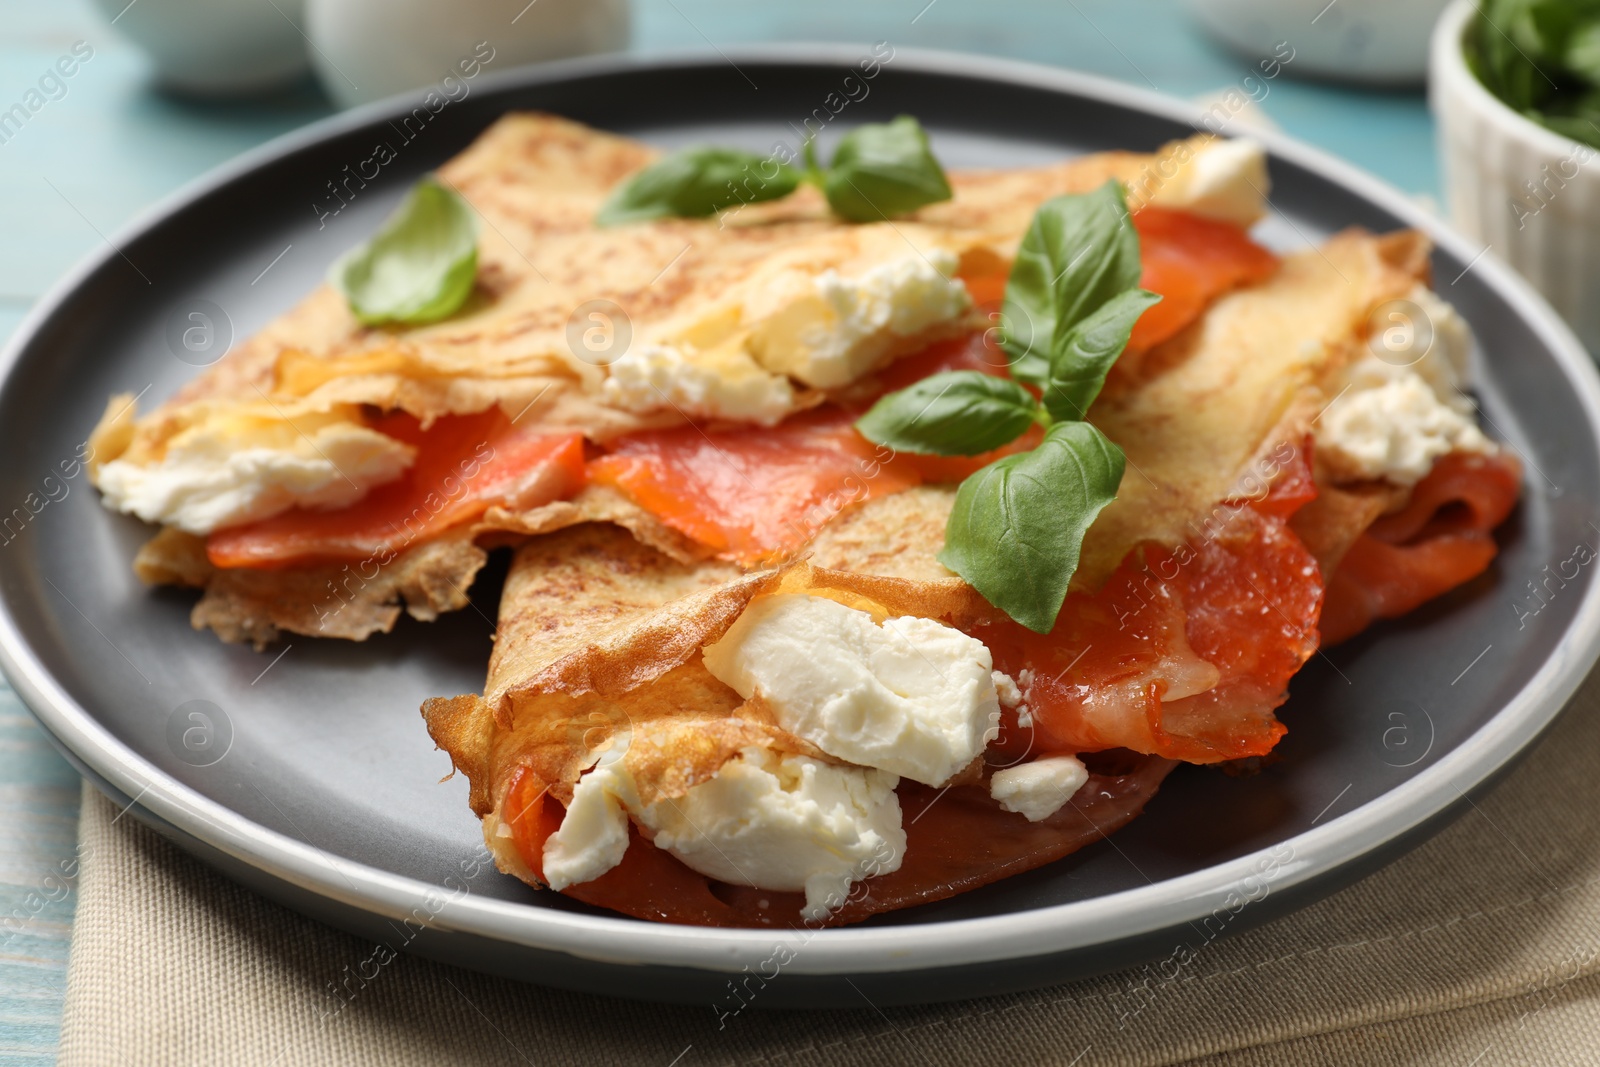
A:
<box><xmin>88</xmin><ymin>114</ymin><xmax>1240</xmax><ymax>645</ymax></box>
<box><xmin>422</xmin><ymin>226</ymin><xmax>1434</xmax><ymax>926</ymax></box>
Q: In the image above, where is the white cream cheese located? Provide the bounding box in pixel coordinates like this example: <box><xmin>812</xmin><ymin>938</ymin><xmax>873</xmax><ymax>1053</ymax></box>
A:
<box><xmin>640</xmin><ymin>746</ymin><xmax>904</xmax><ymax>922</ymax></box>
<box><xmin>95</xmin><ymin>413</ymin><xmax>415</xmax><ymax>534</ymax></box>
<box><xmin>1316</xmin><ymin>286</ymin><xmax>1493</xmax><ymax>486</ymax></box>
<box><xmin>539</xmin><ymin>747</ymin><xmax>905</xmax><ymax>922</ymax></box>
<box><xmin>600</xmin><ymin>343</ymin><xmax>795</xmax><ymax>426</ymax></box>
<box><xmin>541</xmin><ymin>763</ymin><xmax>637</xmax><ymax>892</ymax></box>
<box><xmin>989</xmin><ymin>756</ymin><xmax>1090</xmax><ymax>822</ymax></box>
<box><xmin>702</xmin><ymin>593</ymin><xmax>1001</xmax><ymax>787</ymax></box>
<box><xmin>747</xmin><ymin>249</ymin><xmax>972</xmax><ymax>389</ymax></box>
<box><xmin>1150</xmin><ymin>138</ymin><xmax>1269</xmax><ymax>227</ymax></box>
<box><xmin>993</xmin><ymin>670</ymin><xmax>1023</xmax><ymax>709</ymax></box>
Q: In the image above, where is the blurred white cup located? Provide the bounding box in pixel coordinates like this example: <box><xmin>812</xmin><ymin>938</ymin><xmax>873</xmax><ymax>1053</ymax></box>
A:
<box><xmin>87</xmin><ymin>0</ymin><xmax>310</xmax><ymax>95</ymax></box>
<box><xmin>306</xmin><ymin>0</ymin><xmax>631</xmax><ymax>109</ymax></box>
<box><xmin>1183</xmin><ymin>0</ymin><xmax>1451</xmax><ymax>84</ymax></box>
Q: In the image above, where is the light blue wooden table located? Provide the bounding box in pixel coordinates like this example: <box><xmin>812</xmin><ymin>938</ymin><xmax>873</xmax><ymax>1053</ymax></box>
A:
<box><xmin>0</xmin><ymin>1</ymin><xmax>1438</xmax><ymax>1061</ymax></box>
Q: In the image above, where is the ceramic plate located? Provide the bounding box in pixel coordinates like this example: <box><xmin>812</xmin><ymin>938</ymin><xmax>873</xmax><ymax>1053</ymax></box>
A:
<box><xmin>3</xmin><ymin>48</ymin><xmax>1599</xmax><ymax>1007</ymax></box>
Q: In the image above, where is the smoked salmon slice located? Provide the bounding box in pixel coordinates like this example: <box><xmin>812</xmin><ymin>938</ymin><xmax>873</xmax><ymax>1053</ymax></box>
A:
<box><xmin>1129</xmin><ymin>206</ymin><xmax>1280</xmax><ymax>353</ymax></box>
<box><xmin>1320</xmin><ymin>451</ymin><xmax>1522</xmax><ymax>645</ymax></box>
<box><xmin>207</xmin><ymin>408</ymin><xmax>586</xmax><ymax>569</ymax></box>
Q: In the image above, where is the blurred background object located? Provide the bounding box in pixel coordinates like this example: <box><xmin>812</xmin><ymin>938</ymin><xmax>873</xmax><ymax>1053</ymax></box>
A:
<box><xmin>305</xmin><ymin>0</ymin><xmax>631</xmax><ymax>108</ymax></box>
<box><xmin>86</xmin><ymin>0</ymin><xmax>310</xmax><ymax>95</ymax></box>
<box><xmin>1185</xmin><ymin>0</ymin><xmax>1451</xmax><ymax>83</ymax></box>
<box><xmin>1433</xmin><ymin>0</ymin><xmax>1600</xmax><ymax>354</ymax></box>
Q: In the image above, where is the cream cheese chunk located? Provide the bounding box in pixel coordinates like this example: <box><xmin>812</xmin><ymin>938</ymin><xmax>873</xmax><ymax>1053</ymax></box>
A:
<box><xmin>702</xmin><ymin>593</ymin><xmax>1001</xmax><ymax>787</ymax></box>
<box><xmin>1150</xmin><ymin>137</ymin><xmax>1269</xmax><ymax>227</ymax></box>
<box><xmin>989</xmin><ymin>757</ymin><xmax>1090</xmax><ymax>822</ymax></box>
<box><xmin>1316</xmin><ymin>286</ymin><xmax>1492</xmax><ymax>486</ymax></box>
<box><xmin>95</xmin><ymin>413</ymin><xmax>415</xmax><ymax>535</ymax></box>
<box><xmin>747</xmin><ymin>249</ymin><xmax>972</xmax><ymax>389</ymax></box>
<box><xmin>638</xmin><ymin>746</ymin><xmax>904</xmax><ymax>922</ymax></box>
<box><xmin>600</xmin><ymin>343</ymin><xmax>795</xmax><ymax>426</ymax></box>
<box><xmin>541</xmin><ymin>763</ymin><xmax>637</xmax><ymax>892</ymax></box>
<box><xmin>539</xmin><ymin>747</ymin><xmax>905</xmax><ymax>922</ymax></box>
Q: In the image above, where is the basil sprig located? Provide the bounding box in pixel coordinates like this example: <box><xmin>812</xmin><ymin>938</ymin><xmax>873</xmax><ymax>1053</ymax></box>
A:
<box><xmin>331</xmin><ymin>177</ymin><xmax>478</xmax><ymax>326</ymax></box>
<box><xmin>1467</xmin><ymin>0</ymin><xmax>1600</xmax><ymax>149</ymax></box>
<box><xmin>855</xmin><ymin>181</ymin><xmax>1158</xmax><ymax>634</ymax></box>
<box><xmin>595</xmin><ymin>147</ymin><xmax>801</xmax><ymax>225</ymax></box>
<box><xmin>855</xmin><ymin>372</ymin><xmax>1041</xmax><ymax>456</ymax></box>
<box><xmin>940</xmin><ymin>422</ymin><xmax>1126</xmax><ymax>634</ymax></box>
<box><xmin>595</xmin><ymin>115</ymin><xmax>951</xmax><ymax>226</ymax></box>
<box><xmin>821</xmin><ymin>115</ymin><xmax>953</xmax><ymax>222</ymax></box>
<box><xmin>1000</xmin><ymin>182</ymin><xmax>1151</xmax><ymax>389</ymax></box>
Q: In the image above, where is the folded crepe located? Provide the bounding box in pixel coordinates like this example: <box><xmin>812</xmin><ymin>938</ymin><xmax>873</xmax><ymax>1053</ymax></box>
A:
<box><xmin>423</xmin><ymin>225</ymin><xmax>1522</xmax><ymax>927</ymax></box>
<box><xmin>88</xmin><ymin>115</ymin><xmax>1258</xmax><ymax>645</ymax></box>
<box><xmin>84</xmin><ymin>108</ymin><xmax>1521</xmax><ymax>923</ymax></box>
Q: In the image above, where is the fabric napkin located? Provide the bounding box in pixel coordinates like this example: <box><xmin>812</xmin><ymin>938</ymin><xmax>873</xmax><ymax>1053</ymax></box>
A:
<box><xmin>55</xmin><ymin>666</ymin><xmax>1600</xmax><ymax>1066</ymax></box>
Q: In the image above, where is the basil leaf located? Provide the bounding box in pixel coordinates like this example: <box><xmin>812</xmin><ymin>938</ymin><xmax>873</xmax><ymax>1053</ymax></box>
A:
<box><xmin>1467</xmin><ymin>0</ymin><xmax>1600</xmax><ymax>146</ymax></box>
<box><xmin>821</xmin><ymin>115</ymin><xmax>953</xmax><ymax>223</ymax></box>
<box><xmin>856</xmin><ymin>371</ymin><xmax>1040</xmax><ymax>456</ymax></box>
<box><xmin>331</xmin><ymin>177</ymin><xmax>479</xmax><ymax>326</ymax></box>
<box><xmin>1040</xmin><ymin>288</ymin><xmax>1161</xmax><ymax>422</ymax></box>
<box><xmin>1565</xmin><ymin>20</ymin><xmax>1600</xmax><ymax>82</ymax></box>
<box><xmin>1001</xmin><ymin>182</ymin><xmax>1144</xmax><ymax>386</ymax></box>
<box><xmin>938</xmin><ymin>421</ymin><xmax>1125</xmax><ymax>634</ymax></box>
<box><xmin>596</xmin><ymin>147</ymin><xmax>800</xmax><ymax>226</ymax></box>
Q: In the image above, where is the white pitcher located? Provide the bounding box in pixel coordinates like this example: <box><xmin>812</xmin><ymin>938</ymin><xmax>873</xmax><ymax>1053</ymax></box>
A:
<box><xmin>87</xmin><ymin>0</ymin><xmax>310</xmax><ymax>95</ymax></box>
<box><xmin>306</xmin><ymin>0</ymin><xmax>631</xmax><ymax>109</ymax></box>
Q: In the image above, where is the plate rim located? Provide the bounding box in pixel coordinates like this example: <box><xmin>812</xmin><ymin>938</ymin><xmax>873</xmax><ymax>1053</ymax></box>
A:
<box><xmin>4</xmin><ymin>43</ymin><xmax>1600</xmax><ymax>978</ymax></box>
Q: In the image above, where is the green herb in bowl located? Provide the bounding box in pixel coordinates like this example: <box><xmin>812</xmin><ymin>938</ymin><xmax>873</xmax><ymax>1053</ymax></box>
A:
<box><xmin>1465</xmin><ymin>0</ymin><xmax>1600</xmax><ymax>147</ymax></box>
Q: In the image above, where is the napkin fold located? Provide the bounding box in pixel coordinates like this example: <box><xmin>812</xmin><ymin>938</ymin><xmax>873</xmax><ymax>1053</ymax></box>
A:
<box><xmin>56</xmin><ymin>669</ymin><xmax>1600</xmax><ymax>1067</ymax></box>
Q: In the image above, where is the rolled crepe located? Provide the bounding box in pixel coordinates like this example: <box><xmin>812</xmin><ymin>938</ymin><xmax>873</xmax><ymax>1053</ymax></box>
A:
<box><xmin>89</xmin><ymin>114</ymin><xmax>1250</xmax><ymax>644</ymax></box>
<box><xmin>423</xmin><ymin>228</ymin><xmax>1450</xmax><ymax>926</ymax></box>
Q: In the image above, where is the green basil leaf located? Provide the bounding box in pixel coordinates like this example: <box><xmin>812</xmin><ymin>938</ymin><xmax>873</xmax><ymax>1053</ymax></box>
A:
<box><xmin>596</xmin><ymin>147</ymin><xmax>800</xmax><ymax>226</ymax></box>
<box><xmin>1564</xmin><ymin>19</ymin><xmax>1600</xmax><ymax>82</ymax></box>
<box><xmin>1000</xmin><ymin>182</ymin><xmax>1143</xmax><ymax>386</ymax></box>
<box><xmin>331</xmin><ymin>177</ymin><xmax>479</xmax><ymax>326</ymax></box>
<box><xmin>1040</xmin><ymin>288</ymin><xmax>1162</xmax><ymax>422</ymax></box>
<box><xmin>937</xmin><ymin>421</ymin><xmax>1125</xmax><ymax>634</ymax></box>
<box><xmin>856</xmin><ymin>371</ymin><xmax>1040</xmax><ymax>456</ymax></box>
<box><xmin>821</xmin><ymin>115</ymin><xmax>953</xmax><ymax>223</ymax></box>
<box><xmin>1465</xmin><ymin>0</ymin><xmax>1600</xmax><ymax>120</ymax></box>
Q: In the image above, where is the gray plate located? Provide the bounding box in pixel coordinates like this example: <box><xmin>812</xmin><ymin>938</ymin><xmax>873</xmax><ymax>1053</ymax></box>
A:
<box><xmin>3</xmin><ymin>48</ymin><xmax>1600</xmax><ymax>1009</ymax></box>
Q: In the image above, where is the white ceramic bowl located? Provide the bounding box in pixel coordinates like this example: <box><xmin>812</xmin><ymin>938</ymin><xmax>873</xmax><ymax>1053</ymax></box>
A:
<box><xmin>87</xmin><ymin>0</ymin><xmax>309</xmax><ymax>95</ymax></box>
<box><xmin>1432</xmin><ymin>0</ymin><xmax>1600</xmax><ymax>354</ymax></box>
<box><xmin>305</xmin><ymin>0</ymin><xmax>630</xmax><ymax>109</ymax></box>
<box><xmin>1184</xmin><ymin>0</ymin><xmax>1450</xmax><ymax>84</ymax></box>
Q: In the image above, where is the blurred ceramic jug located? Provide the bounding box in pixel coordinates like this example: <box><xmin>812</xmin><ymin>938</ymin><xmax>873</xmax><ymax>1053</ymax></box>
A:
<box><xmin>1183</xmin><ymin>0</ymin><xmax>1450</xmax><ymax>83</ymax></box>
<box><xmin>306</xmin><ymin>0</ymin><xmax>631</xmax><ymax>108</ymax></box>
<box><xmin>87</xmin><ymin>0</ymin><xmax>309</xmax><ymax>94</ymax></box>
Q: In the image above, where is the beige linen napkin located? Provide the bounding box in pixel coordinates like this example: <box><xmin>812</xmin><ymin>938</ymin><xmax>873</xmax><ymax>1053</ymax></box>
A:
<box><xmin>56</xmin><ymin>667</ymin><xmax>1600</xmax><ymax>1067</ymax></box>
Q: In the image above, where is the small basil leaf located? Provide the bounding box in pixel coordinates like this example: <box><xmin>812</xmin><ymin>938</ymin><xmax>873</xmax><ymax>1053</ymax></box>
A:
<box><xmin>1466</xmin><ymin>0</ymin><xmax>1586</xmax><ymax>116</ymax></box>
<box><xmin>596</xmin><ymin>147</ymin><xmax>800</xmax><ymax>226</ymax></box>
<box><xmin>1565</xmin><ymin>20</ymin><xmax>1600</xmax><ymax>82</ymax></box>
<box><xmin>1041</xmin><ymin>288</ymin><xmax>1162</xmax><ymax>422</ymax></box>
<box><xmin>331</xmin><ymin>177</ymin><xmax>479</xmax><ymax>326</ymax></box>
<box><xmin>938</xmin><ymin>421</ymin><xmax>1125</xmax><ymax>634</ymax></box>
<box><xmin>822</xmin><ymin>115</ymin><xmax>953</xmax><ymax>223</ymax></box>
<box><xmin>1001</xmin><ymin>182</ymin><xmax>1143</xmax><ymax>386</ymax></box>
<box><xmin>856</xmin><ymin>371</ymin><xmax>1040</xmax><ymax>456</ymax></box>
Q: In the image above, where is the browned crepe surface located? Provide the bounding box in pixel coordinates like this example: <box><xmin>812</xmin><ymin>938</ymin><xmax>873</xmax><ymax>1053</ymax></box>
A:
<box><xmin>92</xmin><ymin>116</ymin><xmax>1247</xmax><ymax>643</ymax></box>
